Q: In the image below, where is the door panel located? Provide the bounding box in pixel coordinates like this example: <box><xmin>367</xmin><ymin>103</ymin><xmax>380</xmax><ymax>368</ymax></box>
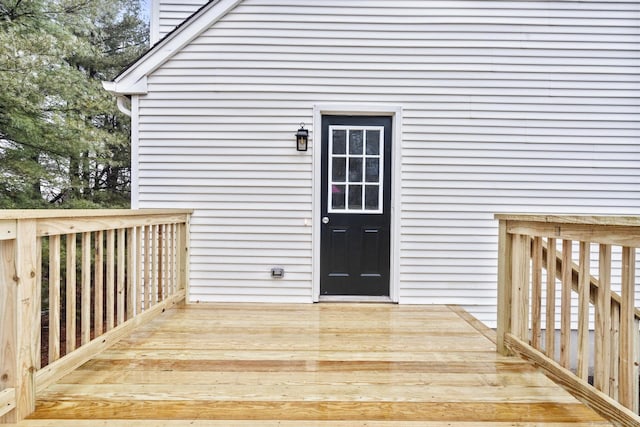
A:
<box><xmin>361</xmin><ymin>227</ymin><xmax>383</xmax><ymax>276</ymax></box>
<box><xmin>328</xmin><ymin>227</ymin><xmax>349</xmax><ymax>276</ymax></box>
<box><xmin>320</xmin><ymin>115</ymin><xmax>392</xmax><ymax>296</ymax></box>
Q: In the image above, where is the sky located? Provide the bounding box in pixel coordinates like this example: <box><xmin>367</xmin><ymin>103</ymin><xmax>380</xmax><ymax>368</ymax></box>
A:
<box><xmin>140</xmin><ymin>0</ymin><xmax>150</xmax><ymax>21</ymax></box>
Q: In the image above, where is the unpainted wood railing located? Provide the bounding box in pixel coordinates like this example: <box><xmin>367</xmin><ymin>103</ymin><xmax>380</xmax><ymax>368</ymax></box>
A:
<box><xmin>0</xmin><ymin>209</ymin><xmax>191</xmax><ymax>423</ymax></box>
<box><xmin>496</xmin><ymin>214</ymin><xmax>640</xmax><ymax>427</ymax></box>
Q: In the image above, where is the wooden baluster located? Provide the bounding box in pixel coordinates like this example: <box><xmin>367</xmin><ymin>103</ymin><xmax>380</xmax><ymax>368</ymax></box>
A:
<box><xmin>594</xmin><ymin>243</ymin><xmax>611</xmax><ymax>394</ymax></box>
<box><xmin>634</xmin><ymin>316</ymin><xmax>640</xmax><ymax>413</ymax></box>
<box><xmin>135</xmin><ymin>226</ymin><xmax>142</xmax><ymax>315</ymax></box>
<box><xmin>21</xmin><ymin>220</ymin><xmax>39</xmax><ymax>416</ymax></box>
<box><xmin>545</xmin><ymin>237</ymin><xmax>556</xmax><ymax>359</ymax></box>
<box><xmin>619</xmin><ymin>246</ymin><xmax>636</xmax><ymax>409</ymax></box>
<box><xmin>577</xmin><ymin>241</ymin><xmax>590</xmax><ymax>381</ymax></box>
<box><xmin>81</xmin><ymin>232</ymin><xmax>91</xmax><ymax>346</ymax></box>
<box><xmin>34</xmin><ymin>237</ymin><xmax>41</xmax><ymax>370</ymax></box>
<box><xmin>117</xmin><ymin>228</ymin><xmax>126</xmax><ymax>326</ymax></box>
<box><xmin>166</xmin><ymin>224</ymin><xmax>170</xmax><ymax>298</ymax></box>
<box><xmin>511</xmin><ymin>234</ymin><xmax>530</xmax><ymax>341</ymax></box>
<box><xmin>531</xmin><ymin>237</ymin><xmax>542</xmax><ymax>350</ymax></box>
<box><xmin>151</xmin><ymin>225</ymin><xmax>158</xmax><ymax>306</ymax></box>
<box><xmin>94</xmin><ymin>231</ymin><xmax>103</xmax><ymax>336</ymax></box>
<box><xmin>48</xmin><ymin>236</ymin><xmax>60</xmax><ymax>363</ymax></box>
<box><xmin>610</xmin><ymin>301</ymin><xmax>620</xmax><ymax>401</ymax></box>
<box><xmin>560</xmin><ymin>239</ymin><xmax>572</xmax><ymax>369</ymax></box>
<box><xmin>106</xmin><ymin>230</ymin><xmax>115</xmax><ymax>331</ymax></box>
<box><xmin>174</xmin><ymin>223</ymin><xmax>180</xmax><ymax>294</ymax></box>
<box><xmin>157</xmin><ymin>225</ymin><xmax>164</xmax><ymax>302</ymax></box>
<box><xmin>126</xmin><ymin>227</ymin><xmax>135</xmax><ymax>320</ymax></box>
<box><xmin>65</xmin><ymin>234</ymin><xmax>76</xmax><ymax>354</ymax></box>
<box><xmin>169</xmin><ymin>224</ymin><xmax>176</xmax><ymax>295</ymax></box>
<box><xmin>22</xmin><ymin>222</ymin><xmax>43</xmax><ymax>418</ymax></box>
<box><xmin>144</xmin><ymin>225</ymin><xmax>151</xmax><ymax>310</ymax></box>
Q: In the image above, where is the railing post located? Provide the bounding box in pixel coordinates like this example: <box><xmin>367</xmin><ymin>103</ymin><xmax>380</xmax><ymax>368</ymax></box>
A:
<box><xmin>0</xmin><ymin>219</ymin><xmax>39</xmax><ymax>423</ymax></box>
<box><xmin>511</xmin><ymin>233</ymin><xmax>531</xmax><ymax>342</ymax></box>
<box><xmin>0</xmin><ymin>222</ymin><xmax>17</xmax><ymax>421</ymax></box>
<box><xmin>177</xmin><ymin>215</ymin><xmax>190</xmax><ymax>297</ymax></box>
<box><xmin>497</xmin><ymin>219</ymin><xmax>513</xmax><ymax>355</ymax></box>
<box><xmin>619</xmin><ymin>246</ymin><xmax>636</xmax><ymax>410</ymax></box>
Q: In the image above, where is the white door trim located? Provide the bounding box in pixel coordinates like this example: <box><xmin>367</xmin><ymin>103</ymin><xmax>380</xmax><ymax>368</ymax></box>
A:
<box><xmin>312</xmin><ymin>104</ymin><xmax>402</xmax><ymax>303</ymax></box>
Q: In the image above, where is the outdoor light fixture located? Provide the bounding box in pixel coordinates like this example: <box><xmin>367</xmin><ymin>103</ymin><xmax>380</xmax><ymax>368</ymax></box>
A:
<box><xmin>296</xmin><ymin>123</ymin><xmax>309</xmax><ymax>151</ymax></box>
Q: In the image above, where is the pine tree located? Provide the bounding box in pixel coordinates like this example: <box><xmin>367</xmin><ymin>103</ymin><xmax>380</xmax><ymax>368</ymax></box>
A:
<box><xmin>0</xmin><ymin>0</ymin><xmax>148</xmax><ymax>208</ymax></box>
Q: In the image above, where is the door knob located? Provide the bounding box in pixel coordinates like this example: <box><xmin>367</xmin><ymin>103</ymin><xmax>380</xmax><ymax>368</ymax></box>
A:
<box><xmin>322</xmin><ymin>217</ymin><xmax>330</xmax><ymax>224</ymax></box>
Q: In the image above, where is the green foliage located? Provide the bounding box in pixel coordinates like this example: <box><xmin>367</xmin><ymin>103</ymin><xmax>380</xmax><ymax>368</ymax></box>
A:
<box><xmin>0</xmin><ymin>0</ymin><xmax>148</xmax><ymax>208</ymax></box>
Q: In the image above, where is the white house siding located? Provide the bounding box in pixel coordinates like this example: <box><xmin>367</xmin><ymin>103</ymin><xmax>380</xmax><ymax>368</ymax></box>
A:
<box><xmin>136</xmin><ymin>0</ymin><xmax>640</xmax><ymax>326</ymax></box>
<box><xmin>151</xmin><ymin>0</ymin><xmax>209</xmax><ymax>44</ymax></box>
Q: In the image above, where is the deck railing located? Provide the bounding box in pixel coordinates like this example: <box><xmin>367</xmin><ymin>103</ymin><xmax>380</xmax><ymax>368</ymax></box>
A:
<box><xmin>496</xmin><ymin>214</ymin><xmax>640</xmax><ymax>427</ymax></box>
<box><xmin>0</xmin><ymin>209</ymin><xmax>191</xmax><ymax>423</ymax></box>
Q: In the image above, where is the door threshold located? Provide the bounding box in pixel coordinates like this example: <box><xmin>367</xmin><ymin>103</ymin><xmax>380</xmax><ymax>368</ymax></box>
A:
<box><xmin>319</xmin><ymin>295</ymin><xmax>393</xmax><ymax>303</ymax></box>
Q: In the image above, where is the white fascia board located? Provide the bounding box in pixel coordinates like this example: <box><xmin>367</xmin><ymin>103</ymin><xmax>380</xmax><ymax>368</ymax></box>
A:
<box><xmin>110</xmin><ymin>0</ymin><xmax>243</xmax><ymax>95</ymax></box>
<box><xmin>102</xmin><ymin>81</ymin><xmax>116</xmax><ymax>93</ymax></box>
<box><xmin>102</xmin><ymin>77</ymin><xmax>149</xmax><ymax>96</ymax></box>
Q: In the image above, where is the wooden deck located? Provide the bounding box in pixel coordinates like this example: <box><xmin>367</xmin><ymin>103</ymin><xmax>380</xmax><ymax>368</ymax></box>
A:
<box><xmin>18</xmin><ymin>304</ymin><xmax>611</xmax><ymax>426</ymax></box>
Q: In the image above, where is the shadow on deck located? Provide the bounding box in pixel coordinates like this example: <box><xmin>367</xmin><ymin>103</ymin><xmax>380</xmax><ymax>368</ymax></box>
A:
<box><xmin>19</xmin><ymin>304</ymin><xmax>611</xmax><ymax>426</ymax></box>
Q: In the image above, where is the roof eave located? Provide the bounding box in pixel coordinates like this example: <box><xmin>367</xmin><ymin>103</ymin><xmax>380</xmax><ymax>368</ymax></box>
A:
<box><xmin>102</xmin><ymin>77</ymin><xmax>149</xmax><ymax>96</ymax></box>
<box><xmin>104</xmin><ymin>0</ymin><xmax>243</xmax><ymax>95</ymax></box>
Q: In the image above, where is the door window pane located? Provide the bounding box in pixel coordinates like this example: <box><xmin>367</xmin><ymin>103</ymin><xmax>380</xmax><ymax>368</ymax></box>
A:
<box><xmin>365</xmin><ymin>158</ymin><xmax>379</xmax><ymax>183</ymax></box>
<box><xmin>349</xmin><ymin>130</ymin><xmax>363</xmax><ymax>155</ymax></box>
<box><xmin>366</xmin><ymin>130</ymin><xmax>380</xmax><ymax>155</ymax></box>
<box><xmin>332</xmin><ymin>130</ymin><xmax>346</xmax><ymax>154</ymax></box>
<box><xmin>348</xmin><ymin>158</ymin><xmax>363</xmax><ymax>182</ymax></box>
<box><xmin>331</xmin><ymin>185</ymin><xmax>346</xmax><ymax>210</ymax></box>
<box><xmin>332</xmin><ymin>158</ymin><xmax>346</xmax><ymax>182</ymax></box>
<box><xmin>348</xmin><ymin>185</ymin><xmax>363</xmax><ymax>210</ymax></box>
<box><xmin>328</xmin><ymin>125</ymin><xmax>384</xmax><ymax>214</ymax></box>
<box><xmin>365</xmin><ymin>185</ymin><xmax>379</xmax><ymax>210</ymax></box>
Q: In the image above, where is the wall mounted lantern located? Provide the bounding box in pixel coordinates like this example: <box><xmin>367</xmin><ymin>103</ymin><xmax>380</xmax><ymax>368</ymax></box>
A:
<box><xmin>296</xmin><ymin>123</ymin><xmax>309</xmax><ymax>151</ymax></box>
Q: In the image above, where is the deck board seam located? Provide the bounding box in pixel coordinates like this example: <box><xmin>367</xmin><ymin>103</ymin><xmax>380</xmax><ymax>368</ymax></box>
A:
<box><xmin>447</xmin><ymin>304</ymin><xmax>498</xmax><ymax>345</ymax></box>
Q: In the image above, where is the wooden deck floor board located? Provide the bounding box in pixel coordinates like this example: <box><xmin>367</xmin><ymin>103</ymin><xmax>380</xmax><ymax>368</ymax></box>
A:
<box><xmin>60</xmin><ymin>370</ymin><xmax>552</xmax><ymax>387</ymax></box>
<box><xmin>41</xmin><ymin>383</ymin><xmax>579</xmax><ymax>403</ymax></box>
<box><xmin>17</xmin><ymin>421</ymin><xmax>615</xmax><ymax>427</ymax></box>
<box><xmin>19</xmin><ymin>303</ymin><xmax>612</xmax><ymax>426</ymax></box>
<box><xmin>90</xmin><ymin>348</ymin><xmax>520</xmax><ymax>362</ymax></box>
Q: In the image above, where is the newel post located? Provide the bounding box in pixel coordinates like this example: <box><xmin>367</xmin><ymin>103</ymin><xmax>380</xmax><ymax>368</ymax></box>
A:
<box><xmin>0</xmin><ymin>219</ymin><xmax>39</xmax><ymax>423</ymax></box>
<box><xmin>496</xmin><ymin>219</ymin><xmax>513</xmax><ymax>355</ymax></box>
<box><xmin>177</xmin><ymin>214</ymin><xmax>191</xmax><ymax>297</ymax></box>
<box><xmin>620</xmin><ymin>246</ymin><xmax>638</xmax><ymax>411</ymax></box>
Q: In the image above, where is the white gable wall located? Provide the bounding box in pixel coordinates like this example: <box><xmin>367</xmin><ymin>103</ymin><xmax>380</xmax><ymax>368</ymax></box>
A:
<box><xmin>136</xmin><ymin>0</ymin><xmax>640</xmax><ymax>326</ymax></box>
<box><xmin>151</xmin><ymin>0</ymin><xmax>210</xmax><ymax>44</ymax></box>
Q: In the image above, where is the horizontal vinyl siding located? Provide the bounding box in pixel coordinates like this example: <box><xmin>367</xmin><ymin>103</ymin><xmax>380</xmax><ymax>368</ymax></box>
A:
<box><xmin>138</xmin><ymin>0</ymin><xmax>640</xmax><ymax>324</ymax></box>
<box><xmin>155</xmin><ymin>0</ymin><xmax>209</xmax><ymax>43</ymax></box>
<box><xmin>137</xmin><ymin>104</ymin><xmax>314</xmax><ymax>302</ymax></box>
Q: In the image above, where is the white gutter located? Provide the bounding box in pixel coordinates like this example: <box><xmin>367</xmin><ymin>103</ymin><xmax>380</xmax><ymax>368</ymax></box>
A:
<box><xmin>102</xmin><ymin>79</ymin><xmax>147</xmax><ymax>117</ymax></box>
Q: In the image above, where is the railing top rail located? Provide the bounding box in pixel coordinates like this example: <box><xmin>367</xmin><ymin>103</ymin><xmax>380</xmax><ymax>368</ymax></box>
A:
<box><xmin>0</xmin><ymin>209</ymin><xmax>193</xmax><ymax>220</ymax></box>
<box><xmin>495</xmin><ymin>214</ymin><xmax>640</xmax><ymax>227</ymax></box>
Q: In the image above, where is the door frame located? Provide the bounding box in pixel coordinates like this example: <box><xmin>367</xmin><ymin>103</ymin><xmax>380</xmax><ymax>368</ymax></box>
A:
<box><xmin>312</xmin><ymin>104</ymin><xmax>402</xmax><ymax>302</ymax></box>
